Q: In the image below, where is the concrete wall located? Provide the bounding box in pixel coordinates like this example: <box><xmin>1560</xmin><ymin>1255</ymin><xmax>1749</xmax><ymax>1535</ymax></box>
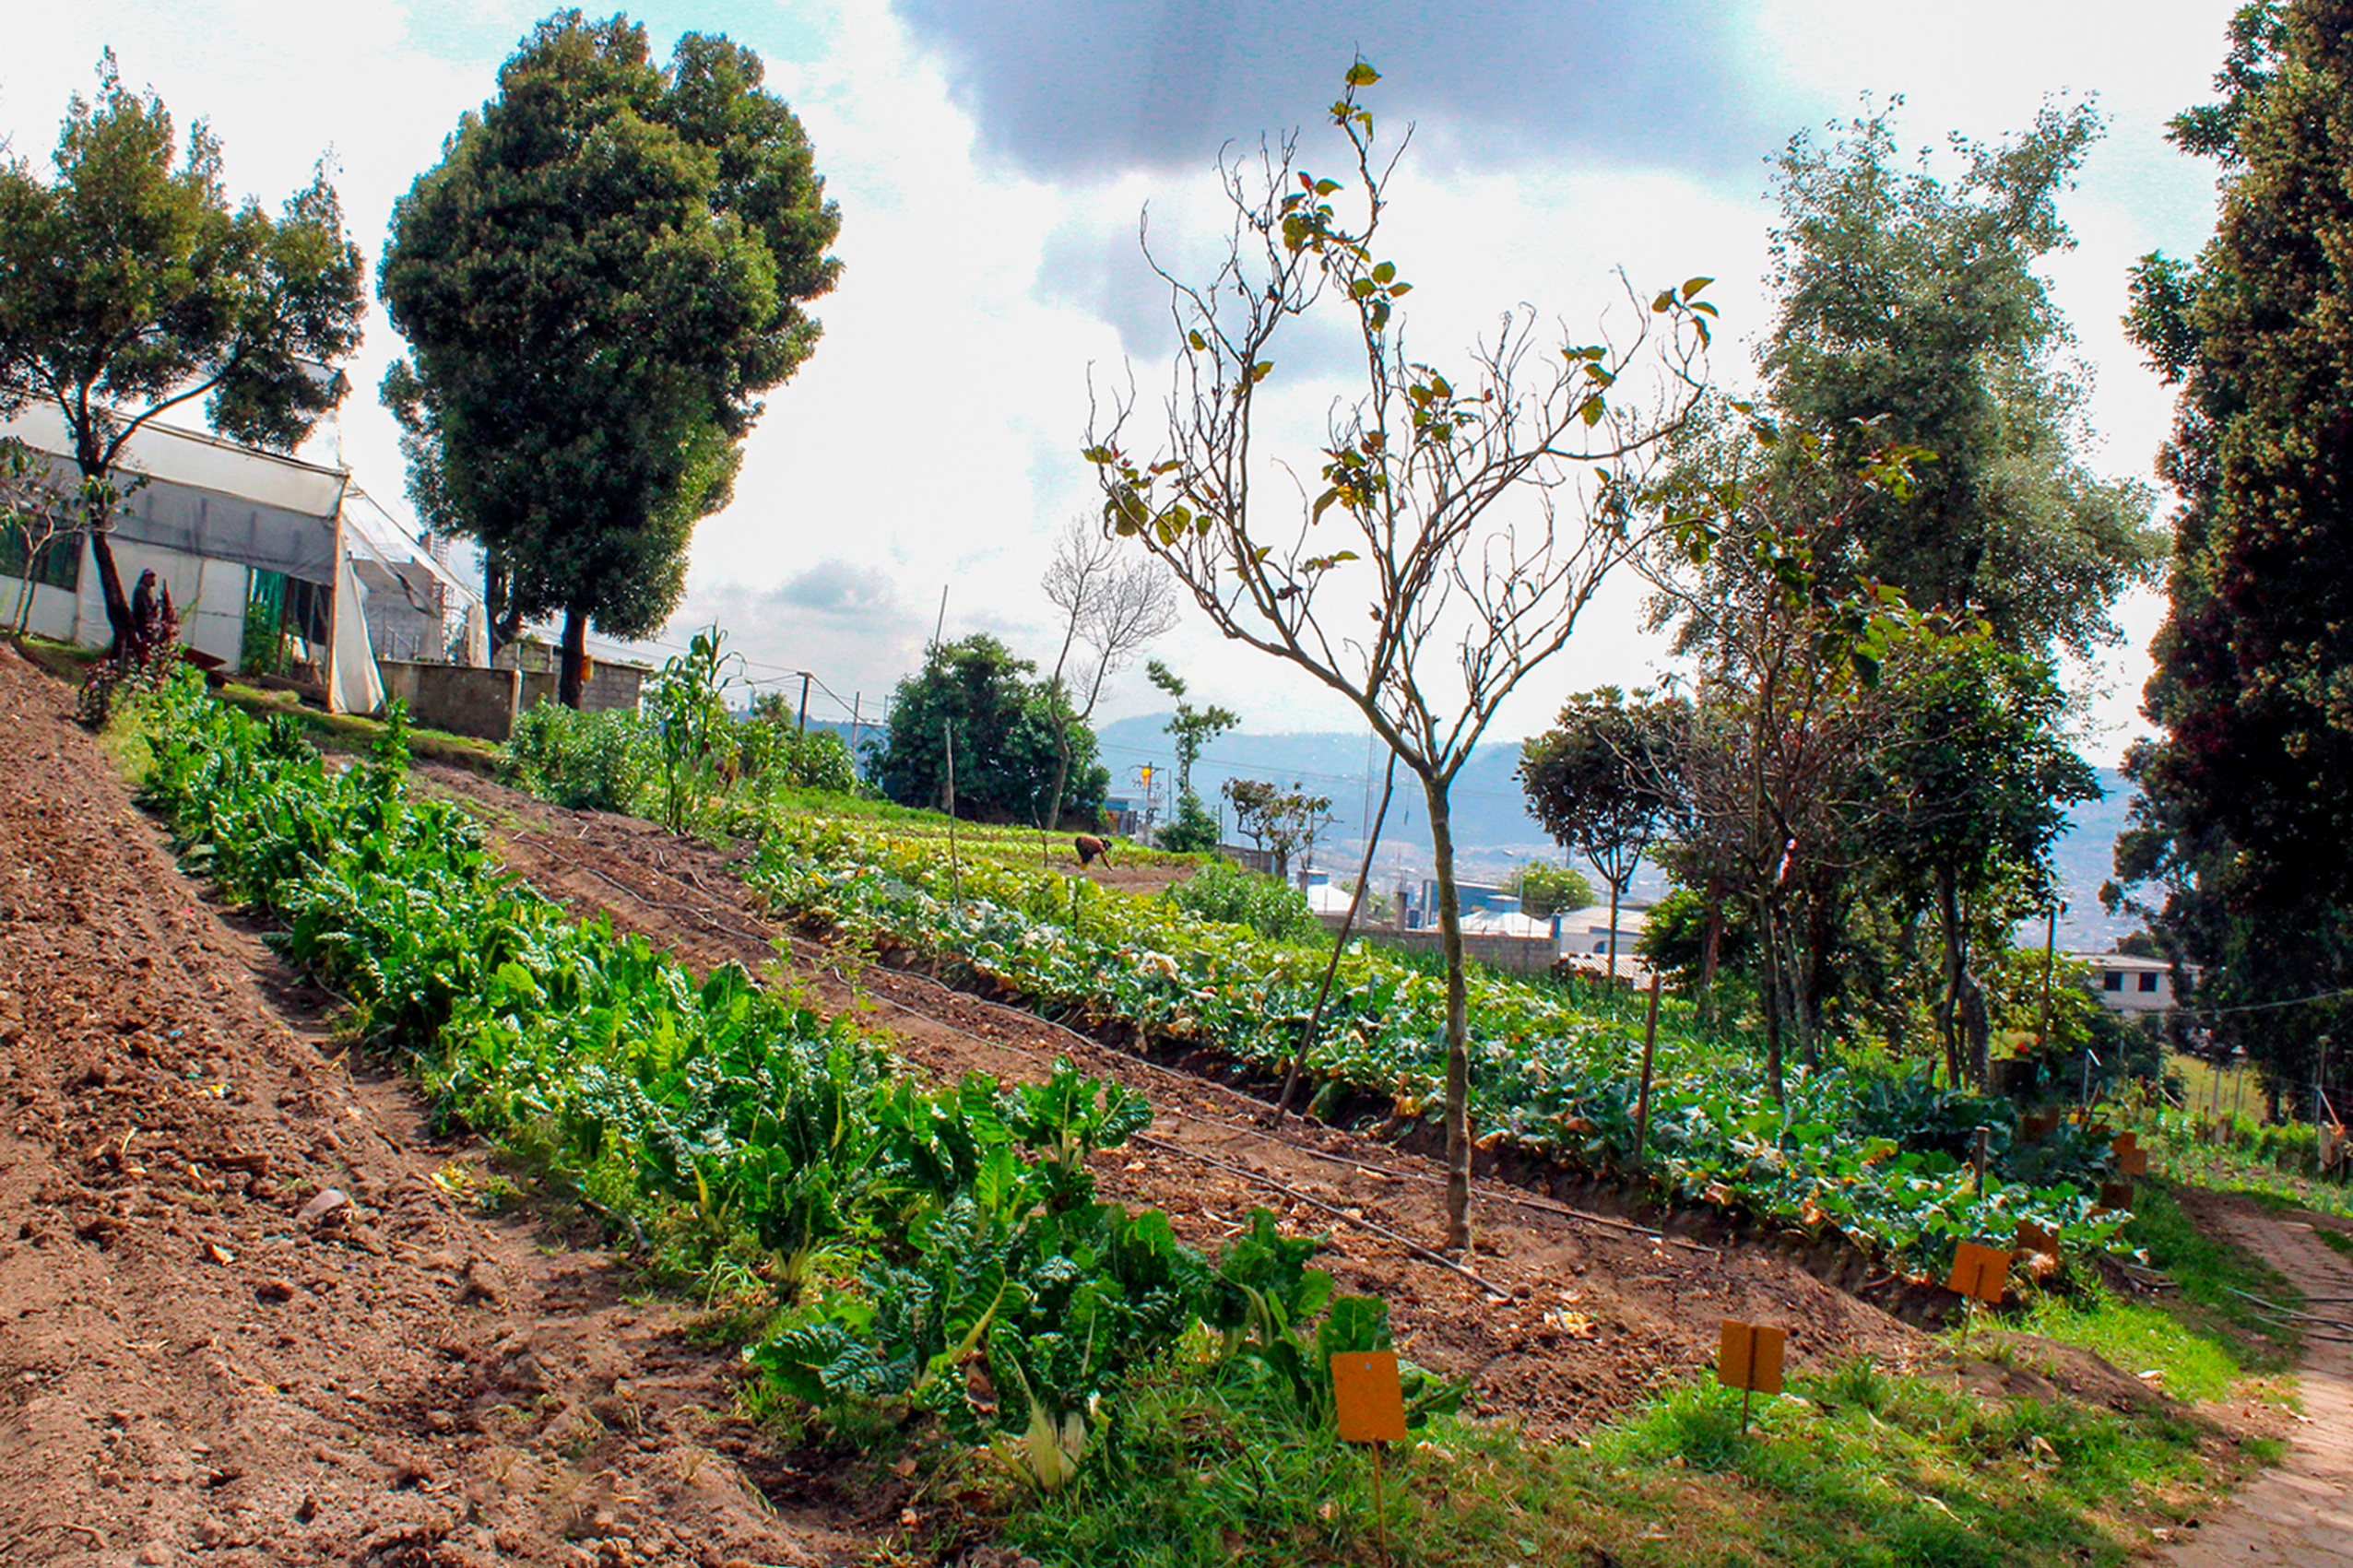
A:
<box><xmin>377</xmin><ymin>660</ymin><xmax>523</xmax><ymax>741</ymax></box>
<box><xmin>1339</xmin><ymin>925</ymin><xmax>1558</xmax><ymax>975</ymax></box>
<box><xmin>518</xmin><ymin>660</ymin><xmax>644</xmax><ymax>715</ymax></box>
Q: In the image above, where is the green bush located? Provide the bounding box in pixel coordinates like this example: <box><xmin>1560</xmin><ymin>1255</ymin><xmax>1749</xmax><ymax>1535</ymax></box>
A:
<box><xmin>503</xmin><ymin>699</ymin><xmax>656</xmax><ymax>813</ymax></box>
<box><xmin>1156</xmin><ymin>790</ymin><xmax>1221</xmax><ymax>854</ymax></box>
<box><xmin>743</xmin><ymin>718</ymin><xmax>858</xmax><ymax>796</ymax></box>
<box><xmin>1508</xmin><ymin>859</ymin><xmax>1594</xmax><ymax>918</ymax></box>
<box><xmin>1162</xmin><ymin>857</ymin><xmax>1327</xmax><ymax>945</ymax></box>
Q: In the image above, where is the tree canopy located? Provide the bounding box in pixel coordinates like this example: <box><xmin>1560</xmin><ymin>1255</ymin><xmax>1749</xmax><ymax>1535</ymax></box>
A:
<box><xmin>873</xmin><ymin>635</ymin><xmax>1109</xmax><ymax>825</ymax></box>
<box><xmin>1519</xmin><ymin>688</ymin><xmax>1683</xmax><ymax>973</ymax></box>
<box><xmin>1762</xmin><ymin>102</ymin><xmax>2161</xmax><ymax>656</ymax></box>
<box><xmin>2116</xmin><ymin>0</ymin><xmax>2353</xmax><ymax>1099</ymax></box>
<box><xmin>0</xmin><ymin>52</ymin><xmax>365</xmax><ymax>643</ymax></box>
<box><xmin>380</xmin><ymin>11</ymin><xmax>840</xmax><ymax>702</ymax></box>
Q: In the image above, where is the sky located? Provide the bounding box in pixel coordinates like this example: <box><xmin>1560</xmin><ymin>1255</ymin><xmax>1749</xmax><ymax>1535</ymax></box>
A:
<box><xmin>0</xmin><ymin>1</ymin><xmax>2240</xmax><ymax>762</ymax></box>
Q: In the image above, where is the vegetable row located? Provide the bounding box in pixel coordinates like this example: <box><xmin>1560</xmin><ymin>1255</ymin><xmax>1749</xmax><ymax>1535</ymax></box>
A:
<box><xmin>749</xmin><ymin>815</ymin><xmax>2129</xmax><ymax>1269</ymax></box>
<box><xmin>136</xmin><ymin>679</ymin><xmax>1445</xmax><ymax>1487</ymax></box>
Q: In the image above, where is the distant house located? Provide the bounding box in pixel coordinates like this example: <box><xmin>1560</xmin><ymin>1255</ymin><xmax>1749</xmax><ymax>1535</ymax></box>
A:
<box><xmin>2074</xmin><ymin>952</ymin><xmax>2195</xmax><ymax>1017</ymax></box>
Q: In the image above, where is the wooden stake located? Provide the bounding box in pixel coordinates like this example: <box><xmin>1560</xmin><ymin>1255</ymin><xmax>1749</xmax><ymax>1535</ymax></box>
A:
<box><xmin>1372</xmin><ymin>1443</ymin><xmax>1389</xmax><ymax>1568</ymax></box>
<box><xmin>942</xmin><ymin>722</ymin><xmax>961</xmax><ymax>904</ymax></box>
<box><xmin>1634</xmin><ymin>969</ymin><xmax>1663</xmax><ymax>1166</ymax></box>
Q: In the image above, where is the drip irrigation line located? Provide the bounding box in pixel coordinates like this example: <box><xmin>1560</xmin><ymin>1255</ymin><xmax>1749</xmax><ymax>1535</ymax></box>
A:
<box><xmin>1130</xmin><ymin>1131</ymin><xmax>1510</xmax><ymax>1301</ymax></box>
<box><xmin>2223</xmin><ymin>1288</ymin><xmax>2353</xmax><ymax>1329</ymax></box>
<box><xmin>1293</xmin><ymin>1142</ymin><xmax>1719</xmax><ymax>1256</ymax></box>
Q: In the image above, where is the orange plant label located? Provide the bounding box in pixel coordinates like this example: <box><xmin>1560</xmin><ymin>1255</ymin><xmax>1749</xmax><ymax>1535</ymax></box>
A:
<box><xmin>2098</xmin><ymin>1180</ymin><xmax>2134</xmax><ymax>1213</ymax></box>
<box><xmin>2014</xmin><ymin>1220</ymin><xmax>2057</xmax><ymax>1256</ymax></box>
<box><xmin>1717</xmin><ymin>1321</ymin><xmax>1785</xmax><ymax>1395</ymax></box>
<box><xmin>2115</xmin><ymin>1145</ymin><xmax>2148</xmax><ymax>1176</ymax></box>
<box><xmin>1330</xmin><ymin>1351</ymin><xmax>1407</xmax><ymax>1444</ymax></box>
<box><xmin>1947</xmin><ymin>1240</ymin><xmax>2010</xmax><ymax>1303</ymax></box>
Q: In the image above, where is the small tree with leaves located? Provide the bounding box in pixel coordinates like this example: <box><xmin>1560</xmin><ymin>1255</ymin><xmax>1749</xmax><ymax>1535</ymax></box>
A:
<box><xmin>0</xmin><ymin>441</ymin><xmax>75</xmax><ymax>636</ymax></box>
<box><xmin>1519</xmin><ymin>688</ymin><xmax>1684</xmax><ymax>975</ymax></box>
<box><xmin>1090</xmin><ymin>63</ymin><xmax>1715</xmax><ymax>1249</ymax></box>
<box><xmin>1507</xmin><ymin>861</ymin><xmax>1594</xmax><ymax>920</ymax></box>
<box><xmin>1222</xmin><ymin>778</ymin><xmax>1334</xmax><ymax>881</ymax></box>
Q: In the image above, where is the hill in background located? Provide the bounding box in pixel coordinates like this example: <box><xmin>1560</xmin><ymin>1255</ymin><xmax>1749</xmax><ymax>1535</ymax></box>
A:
<box><xmin>1096</xmin><ymin>717</ymin><xmax>2139</xmax><ymax>951</ymax></box>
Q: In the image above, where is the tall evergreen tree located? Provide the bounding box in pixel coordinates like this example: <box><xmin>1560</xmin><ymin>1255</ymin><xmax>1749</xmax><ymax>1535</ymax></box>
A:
<box><xmin>380</xmin><ymin>12</ymin><xmax>840</xmax><ymax>702</ymax></box>
<box><xmin>2117</xmin><ymin>0</ymin><xmax>2353</xmax><ymax>1099</ymax></box>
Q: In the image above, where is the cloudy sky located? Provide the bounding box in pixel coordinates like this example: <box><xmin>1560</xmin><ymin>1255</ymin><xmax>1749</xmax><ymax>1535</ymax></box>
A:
<box><xmin>2</xmin><ymin>1</ymin><xmax>2238</xmax><ymax>760</ymax></box>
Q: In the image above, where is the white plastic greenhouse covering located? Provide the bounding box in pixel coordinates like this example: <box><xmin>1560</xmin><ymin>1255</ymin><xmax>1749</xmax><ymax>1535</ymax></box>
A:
<box><xmin>3</xmin><ymin>402</ymin><xmax>347</xmax><ymax>584</ymax></box>
<box><xmin>2</xmin><ymin>404</ymin><xmax>480</xmax><ymax>714</ymax></box>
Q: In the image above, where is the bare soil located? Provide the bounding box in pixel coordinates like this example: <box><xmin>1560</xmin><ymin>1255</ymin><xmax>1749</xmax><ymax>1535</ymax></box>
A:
<box><xmin>0</xmin><ymin>648</ymin><xmax>884</xmax><ymax>1568</ymax></box>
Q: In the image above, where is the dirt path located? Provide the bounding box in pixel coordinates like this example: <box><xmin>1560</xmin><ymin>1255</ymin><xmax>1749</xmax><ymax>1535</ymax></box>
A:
<box><xmin>2162</xmin><ymin>1208</ymin><xmax>2353</xmax><ymax>1567</ymax></box>
<box><xmin>0</xmin><ymin>647</ymin><xmax>882</xmax><ymax>1568</ymax></box>
<box><xmin>414</xmin><ymin>764</ymin><xmax>1941</xmax><ymax>1435</ymax></box>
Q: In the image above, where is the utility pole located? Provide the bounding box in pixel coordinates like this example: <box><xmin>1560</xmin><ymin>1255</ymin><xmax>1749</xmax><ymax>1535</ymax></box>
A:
<box><xmin>796</xmin><ymin>670</ymin><xmax>812</xmax><ymax>733</ymax></box>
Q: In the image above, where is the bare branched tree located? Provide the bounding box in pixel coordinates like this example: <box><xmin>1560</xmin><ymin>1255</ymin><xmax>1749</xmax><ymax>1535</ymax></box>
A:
<box><xmin>1039</xmin><ymin>516</ymin><xmax>1178</xmax><ymax>833</ymax></box>
<box><xmin>1087</xmin><ymin>63</ymin><xmax>1716</xmax><ymax>1252</ymax></box>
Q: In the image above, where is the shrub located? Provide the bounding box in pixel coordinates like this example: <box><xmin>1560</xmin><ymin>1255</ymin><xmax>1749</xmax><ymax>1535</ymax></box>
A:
<box><xmin>503</xmin><ymin>700</ymin><xmax>656</xmax><ymax>813</ymax></box>
<box><xmin>743</xmin><ymin>718</ymin><xmax>858</xmax><ymax>796</ymax></box>
<box><xmin>1156</xmin><ymin>791</ymin><xmax>1221</xmax><ymax>855</ymax></box>
<box><xmin>1163</xmin><ymin>858</ymin><xmax>1327</xmax><ymax>945</ymax></box>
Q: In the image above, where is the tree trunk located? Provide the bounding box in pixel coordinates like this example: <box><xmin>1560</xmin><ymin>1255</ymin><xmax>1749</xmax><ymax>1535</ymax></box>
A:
<box><xmin>1606</xmin><ymin>876</ymin><xmax>1623</xmax><ymax>978</ymax></box>
<box><xmin>87</xmin><ymin>525</ymin><xmax>133</xmax><ymax>654</ymax></box>
<box><xmin>1426</xmin><ymin>775</ymin><xmax>1474</xmax><ymax>1255</ymax></box>
<box><xmin>558</xmin><ymin>606</ymin><xmax>588</xmax><ymax>710</ymax></box>
<box><xmin>1044</xmin><ymin>724</ymin><xmax>1073</xmax><ymax>836</ymax></box>
<box><xmin>1936</xmin><ymin>864</ymin><xmax>1964</xmax><ymax>1089</ymax></box>
<box><xmin>1756</xmin><ymin>890</ymin><xmax>1785</xmax><ymax>1102</ymax></box>
<box><xmin>1698</xmin><ymin>879</ymin><xmax>1724</xmax><ymax>1027</ymax></box>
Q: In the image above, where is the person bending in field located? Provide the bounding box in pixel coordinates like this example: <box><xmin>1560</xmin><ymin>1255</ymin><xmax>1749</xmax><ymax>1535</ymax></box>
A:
<box><xmin>1074</xmin><ymin>834</ymin><xmax>1112</xmax><ymax>867</ymax></box>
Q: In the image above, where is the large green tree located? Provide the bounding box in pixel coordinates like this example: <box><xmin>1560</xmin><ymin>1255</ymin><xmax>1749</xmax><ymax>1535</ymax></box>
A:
<box><xmin>1861</xmin><ymin>635</ymin><xmax>2098</xmax><ymax>1087</ymax></box>
<box><xmin>873</xmin><ymin>635</ymin><xmax>1110</xmax><ymax>824</ymax></box>
<box><xmin>1763</xmin><ymin>103</ymin><xmax>2161</xmax><ymax>655</ymax></box>
<box><xmin>2117</xmin><ymin>0</ymin><xmax>2353</xmax><ymax>1102</ymax></box>
<box><xmin>0</xmin><ymin>53</ymin><xmax>365</xmax><ymax>647</ymax></box>
<box><xmin>380</xmin><ymin>12</ymin><xmax>840</xmax><ymax>703</ymax></box>
<box><xmin>1644</xmin><ymin>101</ymin><xmax>2158</xmax><ymax>1090</ymax></box>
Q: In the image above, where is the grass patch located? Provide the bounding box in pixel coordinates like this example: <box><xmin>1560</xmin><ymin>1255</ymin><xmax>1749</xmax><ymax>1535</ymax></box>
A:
<box><xmin>2122</xmin><ymin>1181</ymin><xmax>2300</xmax><ymax>1368</ymax></box>
<box><xmin>216</xmin><ymin>683</ymin><xmax>503</xmax><ymax>774</ymax></box>
<box><xmin>2016</xmin><ymin>1178</ymin><xmax>2300</xmax><ymax>1400</ymax></box>
<box><xmin>8</xmin><ymin>633</ymin><xmax>99</xmax><ymax>682</ymax></box>
<box><xmin>2318</xmin><ymin>1227</ymin><xmax>2353</xmax><ymax>1262</ymax></box>
<box><xmin>969</xmin><ymin>1350</ymin><xmax>2234</xmax><ymax>1568</ymax></box>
